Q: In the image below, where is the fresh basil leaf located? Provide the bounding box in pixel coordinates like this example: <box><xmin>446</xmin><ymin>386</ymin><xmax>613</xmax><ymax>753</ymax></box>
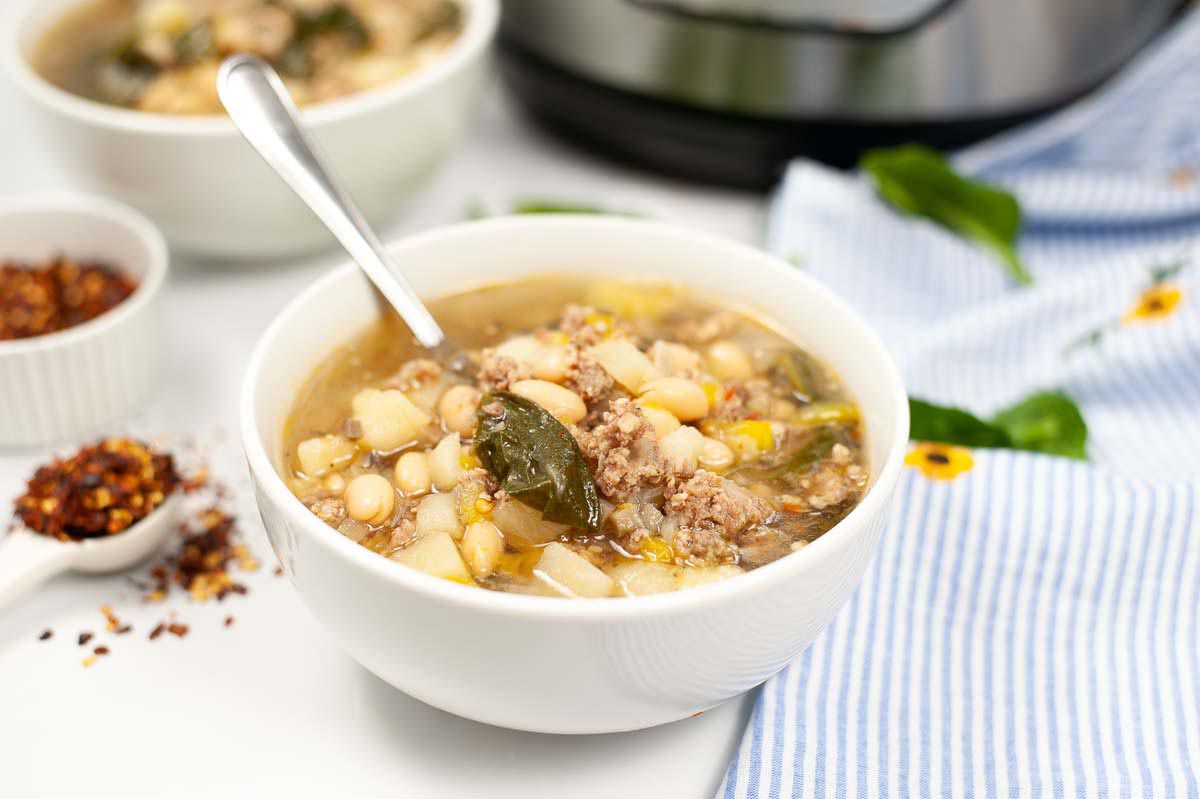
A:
<box><xmin>512</xmin><ymin>200</ymin><xmax>614</xmax><ymax>215</ymax></box>
<box><xmin>990</xmin><ymin>391</ymin><xmax>1087</xmax><ymax>460</ymax></box>
<box><xmin>909</xmin><ymin>399</ymin><xmax>1012</xmax><ymax>448</ymax></box>
<box><xmin>292</xmin><ymin>3</ymin><xmax>368</xmax><ymax>48</ymax></box>
<box><xmin>909</xmin><ymin>391</ymin><xmax>1088</xmax><ymax>460</ymax></box>
<box><xmin>475</xmin><ymin>392</ymin><xmax>601</xmax><ymax>532</ymax></box>
<box><xmin>861</xmin><ymin>144</ymin><xmax>1034</xmax><ymax>286</ymax></box>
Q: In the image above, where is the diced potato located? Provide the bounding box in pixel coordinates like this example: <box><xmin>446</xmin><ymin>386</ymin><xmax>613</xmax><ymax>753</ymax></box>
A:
<box><xmin>428</xmin><ymin>433</ymin><xmax>463</xmax><ymax>491</ymax></box>
<box><xmin>296</xmin><ymin>434</ymin><xmax>356</xmax><ymax>477</ymax></box>
<box><xmin>351</xmin><ymin>388</ymin><xmax>432</xmax><ymax>452</ymax></box>
<box><xmin>587</xmin><ymin>338</ymin><xmax>660</xmax><ymax>393</ymax></box>
<box><xmin>607</xmin><ymin>560</ymin><xmax>680</xmax><ymax>596</ymax></box>
<box><xmin>648</xmin><ymin>340</ymin><xmax>701</xmax><ymax>378</ymax></box>
<box><xmin>390</xmin><ymin>531</ymin><xmax>475</xmax><ymax>585</ymax></box>
<box><xmin>461</xmin><ymin>520</ymin><xmax>504</xmax><ymax>579</ymax></box>
<box><xmin>495</xmin><ymin>334</ymin><xmax>545</xmax><ymax>366</ymax></box>
<box><xmin>491</xmin><ymin>498</ymin><xmax>569</xmax><ymax>545</ymax></box>
<box><xmin>659</xmin><ymin>425</ymin><xmax>705</xmax><ymax>471</ymax></box>
<box><xmin>678</xmin><ymin>564</ymin><xmax>744</xmax><ymax>590</ymax></box>
<box><xmin>415</xmin><ymin>492</ymin><xmax>463</xmax><ymax>540</ymax></box>
<box><xmin>533</xmin><ymin>542</ymin><xmax>615</xmax><ymax>598</ymax></box>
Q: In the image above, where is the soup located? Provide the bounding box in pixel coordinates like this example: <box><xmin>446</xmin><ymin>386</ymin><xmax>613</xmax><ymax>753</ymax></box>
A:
<box><xmin>33</xmin><ymin>0</ymin><xmax>462</xmax><ymax>115</ymax></box>
<box><xmin>283</xmin><ymin>278</ymin><xmax>869</xmax><ymax>598</ymax></box>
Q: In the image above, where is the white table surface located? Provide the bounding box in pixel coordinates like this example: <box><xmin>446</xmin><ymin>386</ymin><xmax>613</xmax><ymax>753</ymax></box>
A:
<box><xmin>0</xmin><ymin>63</ymin><xmax>768</xmax><ymax>799</ymax></box>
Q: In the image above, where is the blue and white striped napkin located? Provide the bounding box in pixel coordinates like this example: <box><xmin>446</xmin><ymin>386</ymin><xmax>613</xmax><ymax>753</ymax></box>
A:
<box><xmin>722</xmin><ymin>9</ymin><xmax>1200</xmax><ymax>797</ymax></box>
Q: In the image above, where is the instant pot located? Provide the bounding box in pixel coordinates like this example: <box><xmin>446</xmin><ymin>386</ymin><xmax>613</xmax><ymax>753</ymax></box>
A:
<box><xmin>499</xmin><ymin>0</ymin><xmax>1184</xmax><ymax>188</ymax></box>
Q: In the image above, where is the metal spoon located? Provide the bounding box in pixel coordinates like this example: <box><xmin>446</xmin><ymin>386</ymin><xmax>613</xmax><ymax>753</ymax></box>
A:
<box><xmin>216</xmin><ymin>54</ymin><xmax>445</xmax><ymax>349</ymax></box>
<box><xmin>0</xmin><ymin>494</ymin><xmax>182</xmax><ymax>610</ymax></box>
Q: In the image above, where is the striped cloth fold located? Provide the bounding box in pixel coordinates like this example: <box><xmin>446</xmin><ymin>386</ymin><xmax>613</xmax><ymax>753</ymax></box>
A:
<box><xmin>723</xmin><ymin>8</ymin><xmax>1200</xmax><ymax>797</ymax></box>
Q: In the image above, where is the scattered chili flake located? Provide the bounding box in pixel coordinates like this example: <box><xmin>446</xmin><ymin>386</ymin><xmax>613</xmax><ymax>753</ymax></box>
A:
<box><xmin>0</xmin><ymin>256</ymin><xmax>137</xmax><ymax>341</ymax></box>
<box><xmin>82</xmin><ymin>655</ymin><xmax>97</xmax><ymax>668</ymax></box>
<box><xmin>115</xmin><ymin>624</ymin><xmax>132</xmax><ymax>635</ymax></box>
<box><xmin>94</xmin><ymin>646</ymin><xmax>110</xmax><ymax>656</ymax></box>
<box><xmin>38</xmin><ymin>629</ymin><xmax>53</xmax><ymax>641</ymax></box>
<box><xmin>78</xmin><ymin>631</ymin><xmax>93</xmax><ymax>646</ymax></box>
<box><xmin>273</xmin><ymin>565</ymin><xmax>284</xmax><ymax>577</ymax></box>
<box><xmin>142</xmin><ymin>507</ymin><xmax>250</xmax><ymax>602</ymax></box>
<box><xmin>182</xmin><ymin>467</ymin><xmax>210</xmax><ymax>494</ymax></box>
<box><xmin>148</xmin><ymin>623</ymin><xmax>166</xmax><ymax>641</ymax></box>
<box><xmin>224</xmin><ymin>615</ymin><xmax>234</xmax><ymax>627</ymax></box>
<box><xmin>167</xmin><ymin>623</ymin><xmax>189</xmax><ymax>638</ymax></box>
<box><xmin>13</xmin><ymin>438</ymin><xmax>178</xmax><ymax>542</ymax></box>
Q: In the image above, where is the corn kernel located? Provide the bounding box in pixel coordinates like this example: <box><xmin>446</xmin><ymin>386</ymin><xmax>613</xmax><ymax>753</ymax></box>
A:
<box><xmin>641</xmin><ymin>537</ymin><xmax>675</xmax><ymax>564</ymax></box>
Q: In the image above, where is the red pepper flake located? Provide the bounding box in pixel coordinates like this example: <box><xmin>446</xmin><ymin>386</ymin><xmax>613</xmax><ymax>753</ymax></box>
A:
<box><xmin>273</xmin><ymin>565</ymin><xmax>284</xmax><ymax>577</ymax></box>
<box><xmin>0</xmin><ymin>256</ymin><xmax>137</xmax><ymax>341</ymax></box>
<box><xmin>82</xmin><ymin>655</ymin><xmax>97</xmax><ymax>668</ymax></box>
<box><xmin>142</xmin><ymin>507</ymin><xmax>250</xmax><ymax>602</ymax></box>
<box><xmin>148</xmin><ymin>623</ymin><xmax>166</xmax><ymax>641</ymax></box>
<box><xmin>78</xmin><ymin>631</ymin><xmax>93</xmax><ymax>646</ymax></box>
<box><xmin>13</xmin><ymin>438</ymin><xmax>178</xmax><ymax>542</ymax></box>
<box><xmin>167</xmin><ymin>623</ymin><xmax>189</xmax><ymax>638</ymax></box>
<box><xmin>223</xmin><ymin>615</ymin><xmax>234</xmax><ymax>627</ymax></box>
<box><xmin>38</xmin><ymin>629</ymin><xmax>53</xmax><ymax>641</ymax></box>
<box><xmin>115</xmin><ymin>624</ymin><xmax>132</xmax><ymax>635</ymax></box>
<box><xmin>94</xmin><ymin>646</ymin><xmax>110</xmax><ymax>656</ymax></box>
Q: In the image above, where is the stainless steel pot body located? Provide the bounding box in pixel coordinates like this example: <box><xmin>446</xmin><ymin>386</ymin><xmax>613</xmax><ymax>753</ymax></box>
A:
<box><xmin>502</xmin><ymin>0</ymin><xmax>1181</xmax><ymax>122</ymax></box>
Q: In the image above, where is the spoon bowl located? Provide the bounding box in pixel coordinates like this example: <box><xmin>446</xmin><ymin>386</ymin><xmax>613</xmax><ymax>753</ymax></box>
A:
<box><xmin>0</xmin><ymin>492</ymin><xmax>182</xmax><ymax>610</ymax></box>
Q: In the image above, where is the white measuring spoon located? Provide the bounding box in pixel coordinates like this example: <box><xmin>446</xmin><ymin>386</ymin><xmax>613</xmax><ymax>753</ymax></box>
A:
<box><xmin>0</xmin><ymin>493</ymin><xmax>182</xmax><ymax>610</ymax></box>
<box><xmin>216</xmin><ymin>54</ymin><xmax>445</xmax><ymax>349</ymax></box>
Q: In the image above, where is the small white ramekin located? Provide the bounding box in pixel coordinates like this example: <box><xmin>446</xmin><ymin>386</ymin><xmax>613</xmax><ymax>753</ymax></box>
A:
<box><xmin>0</xmin><ymin>194</ymin><xmax>168</xmax><ymax>448</ymax></box>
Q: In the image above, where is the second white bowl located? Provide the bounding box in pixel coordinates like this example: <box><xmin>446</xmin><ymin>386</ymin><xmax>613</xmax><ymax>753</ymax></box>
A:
<box><xmin>4</xmin><ymin>0</ymin><xmax>497</xmax><ymax>259</ymax></box>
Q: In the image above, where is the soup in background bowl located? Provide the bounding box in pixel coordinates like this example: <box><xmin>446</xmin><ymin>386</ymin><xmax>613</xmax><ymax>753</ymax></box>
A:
<box><xmin>241</xmin><ymin>217</ymin><xmax>908</xmax><ymax>732</ymax></box>
<box><xmin>33</xmin><ymin>0</ymin><xmax>463</xmax><ymax>115</ymax></box>
<box><xmin>283</xmin><ymin>277</ymin><xmax>870</xmax><ymax>598</ymax></box>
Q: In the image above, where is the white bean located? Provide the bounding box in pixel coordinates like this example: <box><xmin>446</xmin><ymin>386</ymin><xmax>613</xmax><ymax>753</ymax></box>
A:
<box><xmin>531</xmin><ymin>345</ymin><xmax>570</xmax><ymax>383</ymax></box>
<box><xmin>344</xmin><ymin>474</ymin><xmax>395</xmax><ymax>525</ymax></box>
<box><xmin>704</xmin><ymin>341</ymin><xmax>754</xmax><ymax>381</ymax></box>
<box><xmin>437</xmin><ymin>384</ymin><xmax>481</xmax><ymax>437</ymax></box>
<box><xmin>510</xmin><ymin>379</ymin><xmax>587</xmax><ymax>425</ymax></box>
<box><xmin>637</xmin><ymin>377</ymin><xmax>709</xmax><ymax>422</ymax></box>
<box><xmin>461</xmin><ymin>520</ymin><xmax>504</xmax><ymax>578</ymax></box>
<box><xmin>393</xmin><ymin>451</ymin><xmax>432</xmax><ymax>496</ymax></box>
<box><xmin>429</xmin><ymin>433</ymin><xmax>464</xmax><ymax>492</ymax></box>
<box><xmin>698</xmin><ymin>436</ymin><xmax>736</xmax><ymax>471</ymax></box>
<box><xmin>635</xmin><ymin>400</ymin><xmax>681</xmax><ymax>439</ymax></box>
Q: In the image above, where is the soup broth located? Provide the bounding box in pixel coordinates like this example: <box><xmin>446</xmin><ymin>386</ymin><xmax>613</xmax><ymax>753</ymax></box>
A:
<box><xmin>283</xmin><ymin>277</ymin><xmax>869</xmax><ymax>598</ymax></box>
<box><xmin>34</xmin><ymin>0</ymin><xmax>462</xmax><ymax>115</ymax></box>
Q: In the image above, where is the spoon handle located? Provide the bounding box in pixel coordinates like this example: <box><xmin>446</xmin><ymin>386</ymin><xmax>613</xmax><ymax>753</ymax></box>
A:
<box><xmin>216</xmin><ymin>54</ymin><xmax>445</xmax><ymax>349</ymax></box>
<box><xmin>0</xmin><ymin>531</ymin><xmax>78</xmax><ymax>611</ymax></box>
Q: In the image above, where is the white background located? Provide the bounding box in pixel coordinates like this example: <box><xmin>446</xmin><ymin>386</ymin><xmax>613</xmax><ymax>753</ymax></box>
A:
<box><xmin>0</xmin><ymin>62</ymin><xmax>771</xmax><ymax>798</ymax></box>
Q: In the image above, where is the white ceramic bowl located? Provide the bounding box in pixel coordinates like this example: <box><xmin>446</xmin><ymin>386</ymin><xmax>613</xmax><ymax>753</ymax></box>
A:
<box><xmin>0</xmin><ymin>194</ymin><xmax>168</xmax><ymax>448</ymax></box>
<box><xmin>242</xmin><ymin>217</ymin><xmax>909</xmax><ymax>733</ymax></box>
<box><xmin>4</xmin><ymin>0</ymin><xmax>497</xmax><ymax>259</ymax></box>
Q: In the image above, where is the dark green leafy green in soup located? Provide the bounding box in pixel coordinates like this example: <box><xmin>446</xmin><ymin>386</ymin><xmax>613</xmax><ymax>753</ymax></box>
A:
<box><xmin>282</xmin><ymin>278</ymin><xmax>870</xmax><ymax>598</ymax></box>
<box><xmin>32</xmin><ymin>0</ymin><xmax>462</xmax><ymax>115</ymax></box>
